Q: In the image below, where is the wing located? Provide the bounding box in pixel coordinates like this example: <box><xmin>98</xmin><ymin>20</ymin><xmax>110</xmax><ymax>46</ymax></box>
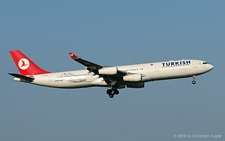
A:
<box><xmin>69</xmin><ymin>52</ymin><xmax>103</xmax><ymax>71</ymax></box>
<box><xmin>69</xmin><ymin>52</ymin><xmax>127</xmax><ymax>76</ymax></box>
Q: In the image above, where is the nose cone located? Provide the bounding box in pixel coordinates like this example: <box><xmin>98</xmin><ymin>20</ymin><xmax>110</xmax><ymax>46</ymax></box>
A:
<box><xmin>208</xmin><ymin>64</ymin><xmax>214</xmax><ymax>71</ymax></box>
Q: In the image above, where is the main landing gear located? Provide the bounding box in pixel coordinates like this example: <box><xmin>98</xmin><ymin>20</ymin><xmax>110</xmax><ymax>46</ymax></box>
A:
<box><xmin>106</xmin><ymin>86</ymin><xmax>119</xmax><ymax>98</ymax></box>
<box><xmin>106</xmin><ymin>79</ymin><xmax>120</xmax><ymax>98</ymax></box>
<box><xmin>192</xmin><ymin>75</ymin><xmax>196</xmax><ymax>84</ymax></box>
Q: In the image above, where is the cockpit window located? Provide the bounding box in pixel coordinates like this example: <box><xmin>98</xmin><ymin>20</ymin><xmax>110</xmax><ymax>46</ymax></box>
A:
<box><xmin>203</xmin><ymin>62</ymin><xmax>208</xmax><ymax>64</ymax></box>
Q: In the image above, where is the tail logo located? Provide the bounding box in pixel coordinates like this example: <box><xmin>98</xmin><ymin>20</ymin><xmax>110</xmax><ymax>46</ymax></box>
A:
<box><xmin>18</xmin><ymin>58</ymin><xmax>30</xmax><ymax>70</ymax></box>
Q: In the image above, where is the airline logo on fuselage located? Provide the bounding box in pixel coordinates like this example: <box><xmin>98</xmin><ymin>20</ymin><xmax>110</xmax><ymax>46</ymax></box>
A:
<box><xmin>18</xmin><ymin>58</ymin><xmax>30</xmax><ymax>70</ymax></box>
<box><xmin>162</xmin><ymin>60</ymin><xmax>191</xmax><ymax>67</ymax></box>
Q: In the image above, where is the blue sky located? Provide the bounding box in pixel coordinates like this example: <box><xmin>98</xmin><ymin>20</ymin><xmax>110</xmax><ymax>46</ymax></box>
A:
<box><xmin>1</xmin><ymin>0</ymin><xmax>225</xmax><ymax>141</ymax></box>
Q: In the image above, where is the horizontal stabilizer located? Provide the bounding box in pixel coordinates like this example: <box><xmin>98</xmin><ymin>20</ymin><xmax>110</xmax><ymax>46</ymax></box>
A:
<box><xmin>8</xmin><ymin>73</ymin><xmax>34</xmax><ymax>82</ymax></box>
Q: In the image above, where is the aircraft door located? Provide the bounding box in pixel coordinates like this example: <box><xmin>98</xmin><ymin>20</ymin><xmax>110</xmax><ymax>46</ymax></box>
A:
<box><xmin>154</xmin><ymin>64</ymin><xmax>159</xmax><ymax>73</ymax></box>
<box><xmin>149</xmin><ymin>64</ymin><xmax>161</xmax><ymax>80</ymax></box>
<box><xmin>190</xmin><ymin>61</ymin><xmax>199</xmax><ymax>74</ymax></box>
<box><xmin>192</xmin><ymin>61</ymin><xmax>198</xmax><ymax>69</ymax></box>
<box><xmin>48</xmin><ymin>74</ymin><xmax>53</xmax><ymax>82</ymax></box>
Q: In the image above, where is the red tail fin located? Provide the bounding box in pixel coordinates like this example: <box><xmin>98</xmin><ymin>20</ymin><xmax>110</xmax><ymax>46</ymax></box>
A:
<box><xmin>9</xmin><ymin>50</ymin><xmax>50</xmax><ymax>75</ymax></box>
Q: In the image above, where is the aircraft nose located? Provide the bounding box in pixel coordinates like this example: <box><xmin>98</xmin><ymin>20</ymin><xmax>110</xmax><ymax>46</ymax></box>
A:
<box><xmin>208</xmin><ymin>64</ymin><xmax>214</xmax><ymax>70</ymax></box>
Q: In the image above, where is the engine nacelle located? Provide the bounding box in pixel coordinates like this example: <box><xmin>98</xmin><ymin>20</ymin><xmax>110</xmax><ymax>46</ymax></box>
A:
<box><xmin>123</xmin><ymin>74</ymin><xmax>142</xmax><ymax>82</ymax></box>
<box><xmin>127</xmin><ymin>83</ymin><xmax>144</xmax><ymax>88</ymax></box>
<box><xmin>98</xmin><ymin>67</ymin><xmax>118</xmax><ymax>75</ymax></box>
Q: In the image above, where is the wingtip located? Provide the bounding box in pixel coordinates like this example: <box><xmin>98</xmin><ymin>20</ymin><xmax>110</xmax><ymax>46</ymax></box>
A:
<box><xmin>69</xmin><ymin>52</ymin><xmax>79</xmax><ymax>59</ymax></box>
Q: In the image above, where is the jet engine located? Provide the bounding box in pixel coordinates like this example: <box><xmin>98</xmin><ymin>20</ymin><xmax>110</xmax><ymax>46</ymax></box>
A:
<box><xmin>123</xmin><ymin>74</ymin><xmax>142</xmax><ymax>82</ymax></box>
<box><xmin>98</xmin><ymin>67</ymin><xmax>118</xmax><ymax>75</ymax></box>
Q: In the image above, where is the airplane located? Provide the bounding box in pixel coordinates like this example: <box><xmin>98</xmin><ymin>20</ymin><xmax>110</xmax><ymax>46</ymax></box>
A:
<box><xmin>8</xmin><ymin>50</ymin><xmax>214</xmax><ymax>98</ymax></box>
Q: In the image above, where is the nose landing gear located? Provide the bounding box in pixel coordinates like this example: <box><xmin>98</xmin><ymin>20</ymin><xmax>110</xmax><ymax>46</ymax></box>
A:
<box><xmin>192</xmin><ymin>75</ymin><xmax>196</xmax><ymax>84</ymax></box>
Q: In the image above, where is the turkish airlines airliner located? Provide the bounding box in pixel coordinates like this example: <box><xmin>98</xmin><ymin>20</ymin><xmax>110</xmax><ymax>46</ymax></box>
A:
<box><xmin>9</xmin><ymin>50</ymin><xmax>214</xmax><ymax>98</ymax></box>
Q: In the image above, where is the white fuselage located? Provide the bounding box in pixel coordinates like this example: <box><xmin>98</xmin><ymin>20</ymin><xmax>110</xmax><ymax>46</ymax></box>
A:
<box><xmin>15</xmin><ymin>60</ymin><xmax>213</xmax><ymax>88</ymax></box>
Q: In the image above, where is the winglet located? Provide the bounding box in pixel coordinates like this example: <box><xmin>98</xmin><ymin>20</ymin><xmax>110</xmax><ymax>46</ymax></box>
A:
<box><xmin>69</xmin><ymin>52</ymin><xmax>79</xmax><ymax>59</ymax></box>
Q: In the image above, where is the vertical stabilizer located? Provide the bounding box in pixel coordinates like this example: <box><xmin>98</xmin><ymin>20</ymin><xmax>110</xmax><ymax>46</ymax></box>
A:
<box><xmin>9</xmin><ymin>50</ymin><xmax>50</xmax><ymax>75</ymax></box>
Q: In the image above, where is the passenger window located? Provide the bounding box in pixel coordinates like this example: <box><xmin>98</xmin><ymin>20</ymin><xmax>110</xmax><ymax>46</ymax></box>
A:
<box><xmin>203</xmin><ymin>62</ymin><xmax>208</xmax><ymax>64</ymax></box>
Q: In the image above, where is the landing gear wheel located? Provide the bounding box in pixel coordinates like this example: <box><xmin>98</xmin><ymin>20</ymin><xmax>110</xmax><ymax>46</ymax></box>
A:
<box><xmin>107</xmin><ymin>89</ymin><xmax>112</xmax><ymax>94</ymax></box>
<box><xmin>192</xmin><ymin>75</ymin><xmax>196</xmax><ymax>84</ymax></box>
<box><xmin>106</xmin><ymin>88</ymin><xmax>119</xmax><ymax>98</ymax></box>
<box><xmin>109</xmin><ymin>94</ymin><xmax>114</xmax><ymax>98</ymax></box>
<box><xmin>114</xmin><ymin>89</ymin><xmax>119</xmax><ymax>95</ymax></box>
